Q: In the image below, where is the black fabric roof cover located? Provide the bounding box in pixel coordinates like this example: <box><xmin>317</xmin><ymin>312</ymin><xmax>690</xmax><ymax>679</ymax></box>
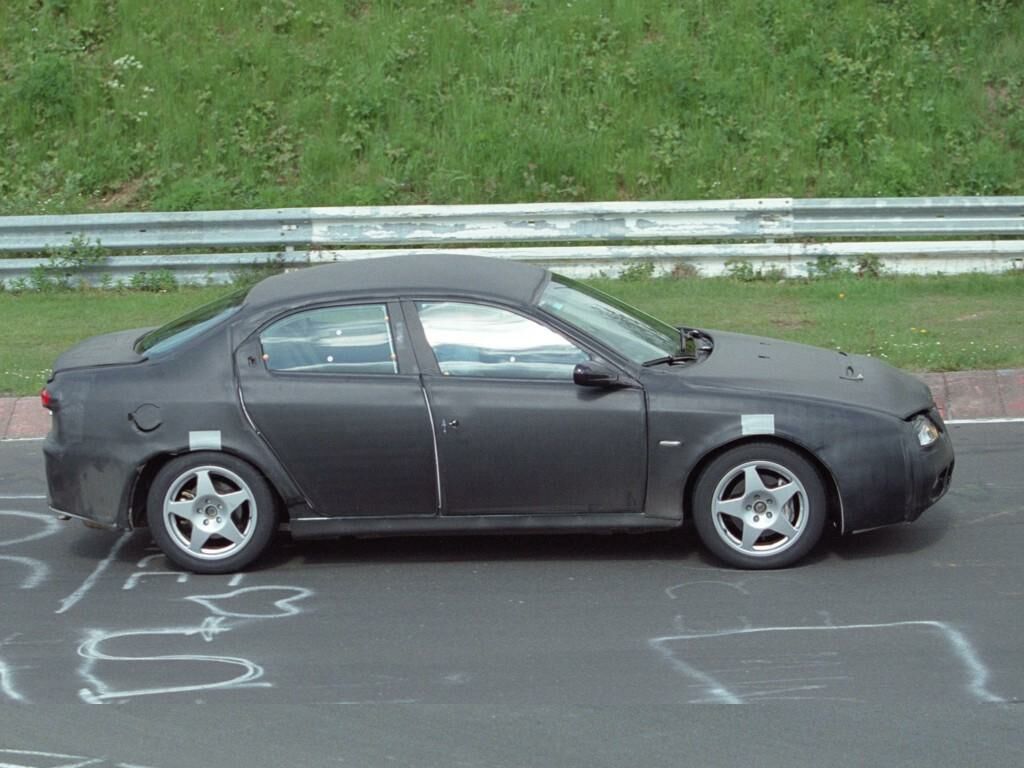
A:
<box><xmin>245</xmin><ymin>253</ymin><xmax>549</xmax><ymax>308</ymax></box>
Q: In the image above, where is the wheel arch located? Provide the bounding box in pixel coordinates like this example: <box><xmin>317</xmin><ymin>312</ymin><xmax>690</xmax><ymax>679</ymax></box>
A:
<box><xmin>682</xmin><ymin>435</ymin><xmax>844</xmax><ymax>532</ymax></box>
<box><xmin>127</xmin><ymin>447</ymin><xmax>287</xmax><ymax>529</ymax></box>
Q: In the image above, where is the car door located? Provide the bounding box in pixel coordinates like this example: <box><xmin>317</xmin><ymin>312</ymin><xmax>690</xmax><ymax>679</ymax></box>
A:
<box><xmin>409</xmin><ymin>300</ymin><xmax>647</xmax><ymax>516</ymax></box>
<box><xmin>236</xmin><ymin>301</ymin><xmax>437</xmax><ymax>517</ymax></box>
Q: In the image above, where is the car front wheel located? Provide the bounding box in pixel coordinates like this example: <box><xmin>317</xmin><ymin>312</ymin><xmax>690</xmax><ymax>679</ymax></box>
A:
<box><xmin>146</xmin><ymin>452</ymin><xmax>278</xmax><ymax>574</ymax></box>
<box><xmin>692</xmin><ymin>442</ymin><xmax>827</xmax><ymax>569</ymax></box>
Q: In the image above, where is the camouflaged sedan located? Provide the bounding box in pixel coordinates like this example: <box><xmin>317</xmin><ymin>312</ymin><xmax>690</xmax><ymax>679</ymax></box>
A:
<box><xmin>43</xmin><ymin>254</ymin><xmax>954</xmax><ymax>573</ymax></box>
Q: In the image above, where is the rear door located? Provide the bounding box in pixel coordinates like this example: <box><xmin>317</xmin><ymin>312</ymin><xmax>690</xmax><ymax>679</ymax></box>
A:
<box><xmin>237</xmin><ymin>301</ymin><xmax>437</xmax><ymax>517</ymax></box>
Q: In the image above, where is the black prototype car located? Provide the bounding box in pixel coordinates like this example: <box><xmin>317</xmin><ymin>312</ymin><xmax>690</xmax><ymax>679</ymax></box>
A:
<box><xmin>43</xmin><ymin>254</ymin><xmax>954</xmax><ymax>573</ymax></box>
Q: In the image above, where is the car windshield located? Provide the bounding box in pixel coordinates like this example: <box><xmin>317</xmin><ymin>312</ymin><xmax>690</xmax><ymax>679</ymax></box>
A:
<box><xmin>135</xmin><ymin>287</ymin><xmax>249</xmax><ymax>357</ymax></box>
<box><xmin>537</xmin><ymin>275</ymin><xmax>681</xmax><ymax>364</ymax></box>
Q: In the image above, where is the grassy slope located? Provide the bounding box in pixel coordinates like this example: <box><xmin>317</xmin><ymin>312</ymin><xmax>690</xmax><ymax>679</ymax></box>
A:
<box><xmin>2</xmin><ymin>0</ymin><xmax>1023</xmax><ymax>214</ymax></box>
<box><xmin>2</xmin><ymin>271</ymin><xmax>1021</xmax><ymax>395</ymax></box>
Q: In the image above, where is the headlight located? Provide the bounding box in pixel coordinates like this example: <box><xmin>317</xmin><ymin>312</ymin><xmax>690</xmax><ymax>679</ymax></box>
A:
<box><xmin>912</xmin><ymin>414</ymin><xmax>941</xmax><ymax>447</ymax></box>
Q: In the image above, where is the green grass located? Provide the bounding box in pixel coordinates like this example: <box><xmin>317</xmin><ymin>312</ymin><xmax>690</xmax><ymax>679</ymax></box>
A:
<box><xmin>593</xmin><ymin>270</ymin><xmax>1024</xmax><ymax>372</ymax></box>
<box><xmin>0</xmin><ymin>287</ymin><xmax>229</xmax><ymax>395</ymax></box>
<box><xmin>2</xmin><ymin>1</ymin><xmax>1023</xmax><ymax>214</ymax></box>
<box><xmin>2</xmin><ymin>271</ymin><xmax>1021</xmax><ymax>396</ymax></box>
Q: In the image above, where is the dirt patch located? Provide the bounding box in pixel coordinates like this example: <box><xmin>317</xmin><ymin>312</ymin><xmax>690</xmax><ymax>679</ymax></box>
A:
<box><xmin>770</xmin><ymin>317</ymin><xmax>813</xmax><ymax>329</ymax></box>
<box><xmin>984</xmin><ymin>81</ymin><xmax>1022</xmax><ymax>115</ymax></box>
<box><xmin>954</xmin><ymin>311</ymin><xmax>994</xmax><ymax>322</ymax></box>
<box><xmin>96</xmin><ymin>178</ymin><xmax>146</xmax><ymax>210</ymax></box>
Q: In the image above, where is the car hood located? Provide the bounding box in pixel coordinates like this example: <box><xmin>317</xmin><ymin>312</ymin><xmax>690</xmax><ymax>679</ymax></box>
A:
<box><xmin>676</xmin><ymin>330</ymin><xmax>933</xmax><ymax>419</ymax></box>
<box><xmin>51</xmin><ymin>327</ymin><xmax>152</xmax><ymax>374</ymax></box>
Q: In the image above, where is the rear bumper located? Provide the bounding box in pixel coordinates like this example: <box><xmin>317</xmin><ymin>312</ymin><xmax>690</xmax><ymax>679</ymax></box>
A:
<box><xmin>49</xmin><ymin>504</ymin><xmax>122</xmax><ymax>530</ymax></box>
<box><xmin>44</xmin><ymin>435</ymin><xmax>134</xmax><ymax>530</ymax></box>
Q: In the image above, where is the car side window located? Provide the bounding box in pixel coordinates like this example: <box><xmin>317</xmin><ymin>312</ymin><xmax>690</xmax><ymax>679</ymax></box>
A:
<box><xmin>416</xmin><ymin>301</ymin><xmax>589</xmax><ymax>380</ymax></box>
<box><xmin>260</xmin><ymin>304</ymin><xmax>398</xmax><ymax>374</ymax></box>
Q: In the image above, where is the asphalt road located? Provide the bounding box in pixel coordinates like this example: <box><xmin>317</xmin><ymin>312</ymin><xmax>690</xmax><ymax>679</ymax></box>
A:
<box><xmin>1</xmin><ymin>424</ymin><xmax>1021</xmax><ymax>768</ymax></box>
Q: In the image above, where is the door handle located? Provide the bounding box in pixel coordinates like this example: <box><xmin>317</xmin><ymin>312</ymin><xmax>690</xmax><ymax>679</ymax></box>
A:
<box><xmin>441</xmin><ymin>418</ymin><xmax>459</xmax><ymax>434</ymax></box>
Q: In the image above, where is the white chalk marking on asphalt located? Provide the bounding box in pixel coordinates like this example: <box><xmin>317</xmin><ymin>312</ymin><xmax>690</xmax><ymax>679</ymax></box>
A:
<box><xmin>947</xmin><ymin>417</ymin><xmax>1024</xmax><ymax>424</ymax></box>
<box><xmin>0</xmin><ymin>555</ymin><xmax>49</xmax><ymax>589</ymax></box>
<box><xmin>665</xmin><ymin>579</ymin><xmax>750</xmax><ymax>599</ymax></box>
<box><xmin>0</xmin><ymin>495</ymin><xmax>46</xmax><ymax>500</ymax></box>
<box><xmin>56</xmin><ymin>533</ymin><xmax>131</xmax><ymax>614</ymax></box>
<box><xmin>330</xmin><ymin>698</ymin><xmax>420</xmax><ymax>705</ymax></box>
<box><xmin>77</xmin><ymin>616</ymin><xmax>269</xmax><ymax>703</ymax></box>
<box><xmin>648</xmin><ymin>636</ymin><xmax>742</xmax><ymax>704</ymax></box>
<box><xmin>0</xmin><ymin>749</ymin><xmax>104</xmax><ymax>767</ymax></box>
<box><xmin>650</xmin><ymin>620</ymin><xmax>1005</xmax><ymax>704</ymax></box>
<box><xmin>228</xmin><ymin>573</ymin><xmax>244</xmax><ymax>586</ymax></box>
<box><xmin>122</xmin><ymin>571</ymin><xmax>189</xmax><ymax>590</ymax></box>
<box><xmin>0</xmin><ymin>437</ymin><xmax>46</xmax><ymax>443</ymax></box>
<box><xmin>185</xmin><ymin>585</ymin><xmax>313</xmax><ymax>619</ymax></box>
<box><xmin>0</xmin><ymin>658</ymin><xmax>27</xmax><ymax>703</ymax></box>
<box><xmin>135</xmin><ymin>553</ymin><xmax>166</xmax><ymax>568</ymax></box>
<box><xmin>0</xmin><ymin>510</ymin><xmax>60</xmax><ymax>547</ymax></box>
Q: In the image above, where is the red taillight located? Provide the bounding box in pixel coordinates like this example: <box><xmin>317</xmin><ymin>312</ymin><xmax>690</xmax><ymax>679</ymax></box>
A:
<box><xmin>40</xmin><ymin>388</ymin><xmax>57</xmax><ymax>411</ymax></box>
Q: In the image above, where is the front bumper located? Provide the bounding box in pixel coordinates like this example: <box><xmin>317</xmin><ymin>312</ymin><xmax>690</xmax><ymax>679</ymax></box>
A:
<box><xmin>903</xmin><ymin>422</ymin><xmax>955</xmax><ymax>522</ymax></box>
<box><xmin>837</xmin><ymin>408</ymin><xmax>954</xmax><ymax>534</ymax></box>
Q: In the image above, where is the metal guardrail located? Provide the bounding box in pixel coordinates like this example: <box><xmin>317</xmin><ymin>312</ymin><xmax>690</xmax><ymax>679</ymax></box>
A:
<box><xmin>1</xmin><ymin>197</ymin><xmax>1022</xmax><ymax>285</ymax></box>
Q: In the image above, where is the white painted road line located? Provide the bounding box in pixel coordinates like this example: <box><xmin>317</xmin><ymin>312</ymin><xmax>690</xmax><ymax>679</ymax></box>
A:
<box><xmin>947</xmin><ymin>417</ymin><xmax>1024</xmax><ymax>425</ymax></box>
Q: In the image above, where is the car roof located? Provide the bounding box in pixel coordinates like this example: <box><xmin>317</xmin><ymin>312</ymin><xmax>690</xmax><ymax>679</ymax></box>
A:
<box><xmin>244</xmin><ymin>253</ymin><xmax>550</xmax><ymax>309</ymax></box>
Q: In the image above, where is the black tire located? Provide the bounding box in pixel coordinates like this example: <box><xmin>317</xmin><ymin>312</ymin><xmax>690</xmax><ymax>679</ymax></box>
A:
<box><xmin>692</xmin><ymin>442</ymin><xmax>827</xmax><ymax>569</ymax></box>
<box><xmin>146</xmin><ymin>452</ymin><xmax>278</xmax><ymax>574</ymax></box>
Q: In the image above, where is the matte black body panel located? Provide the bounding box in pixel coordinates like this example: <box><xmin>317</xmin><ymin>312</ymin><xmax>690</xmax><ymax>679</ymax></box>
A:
<box><xmin>44</xmin><ymin>328</ymin><xmax>306</xmax><ymax>529</ymax></box>
<box><xmin>290</xmin><ymin>512</ymin><xmax>675</xmax><ymax>539</ymax></box>
<box><xmin>640</xmin><ymin>358</ymin><xmax>951</xmax><ymax>533</ymax></box>
<box><xmin>51</xmin><ymin>327</ymin><xmax>150</xmax><ymax>373</ymax></box>
<box><xmin>681</xmin><ymin>331</ymin><xmax>932</xmax><ymax>419</ymax></box>
<box><xmin>238</xmin><ymin>367</ymin><xmax>438</xmax><ymax>517</ymax></box>
<box><xmin>421</xmin><ymin>376</ymin><xmax>646</xmax><ymax>515</ymax></box>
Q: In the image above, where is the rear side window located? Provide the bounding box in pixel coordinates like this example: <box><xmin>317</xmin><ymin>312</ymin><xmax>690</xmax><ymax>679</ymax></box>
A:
<box><xmin>260</xmin><ymin>304</ymin><xmax>397</xmax><ymax>374</ymax></box>
<box><xmin>136</xmin><ymin>287</ymin><xmax>248</xmax><ymax>357</ymax></box>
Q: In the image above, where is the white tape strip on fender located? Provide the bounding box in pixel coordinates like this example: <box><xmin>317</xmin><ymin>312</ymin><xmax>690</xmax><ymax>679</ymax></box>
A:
<box><xmin>741</xmin><ymin>414</ymin><xmax>775</xmax><ymax>436</ymax></box>
<box><xmin>189</xmin><ymin>430</ymin><xmax>222</xmax><ymax>451</ymax></box>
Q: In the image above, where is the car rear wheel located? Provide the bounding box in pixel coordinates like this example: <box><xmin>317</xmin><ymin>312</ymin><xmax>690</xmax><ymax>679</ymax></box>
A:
<box><xmin>692</xmin><ymin>442</ymin><xmax>826</xmax><ymax>569</ymax></box>
<box><xmin>146</xmin><ymin>452</ymin><xmax>278</xmax><ymax>574</ymax></box>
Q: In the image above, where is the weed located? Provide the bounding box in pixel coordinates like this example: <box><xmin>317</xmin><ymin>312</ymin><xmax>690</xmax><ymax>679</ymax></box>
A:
<box><xmin>726</xmin><ymin>259</ymin><xmax>786</xmax><ymax>282</ymax></box>
<box><xmin>806</xmin><ymin>255</ymin><xmax>851</xmax><ymax>280</ymax></box>
<box><xmin>669</xmin><ymin>262</ymin><xmax>700</xmax><ymax>280</ymax></box>
<box><xmin>229</xmin><ymin>253</ymin><xmax>289</xmax><ymax>288</ymax></box>
<box><xmin>29</xmin><ymin>236</ymin><xmax>108</xmax><ymax>291</ymax></box>
<box><xmin>15</xmin><ymin>54</ymin><xmax>75</xmax><ymax>124</ymax></box>
<box><xmin>854</xmin><ymin>254</ymin><xmax>886</xmax><ymax>278</ymax></box>
<box><xmin>619</xmin><ymin>261</ymin><xmax>657</xmax><ymax>281</ymax></box>
<box><xmin>130</xmin><ymin>269</ymin><xmax>178</xmax><ymax>292</ymax></box>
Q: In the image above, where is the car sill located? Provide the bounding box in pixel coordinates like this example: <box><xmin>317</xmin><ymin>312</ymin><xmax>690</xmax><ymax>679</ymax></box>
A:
<box><xmin>289</xmin><ymin>513</ymin><xmax>677</xmax><ymax>540</ymax></box>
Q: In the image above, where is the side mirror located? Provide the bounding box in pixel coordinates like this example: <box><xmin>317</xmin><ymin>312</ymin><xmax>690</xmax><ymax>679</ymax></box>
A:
<box><xmin>573</xmin><ymin>361</ymin><xmax>622</xmax><ymax>388</ymax></box>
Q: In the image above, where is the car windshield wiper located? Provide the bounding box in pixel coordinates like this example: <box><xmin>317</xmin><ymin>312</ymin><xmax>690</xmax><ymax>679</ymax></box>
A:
<box><xmin>642</xmin><ymin>352</ymin><xmax>697</xmax><ymax>367</ymax></box>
